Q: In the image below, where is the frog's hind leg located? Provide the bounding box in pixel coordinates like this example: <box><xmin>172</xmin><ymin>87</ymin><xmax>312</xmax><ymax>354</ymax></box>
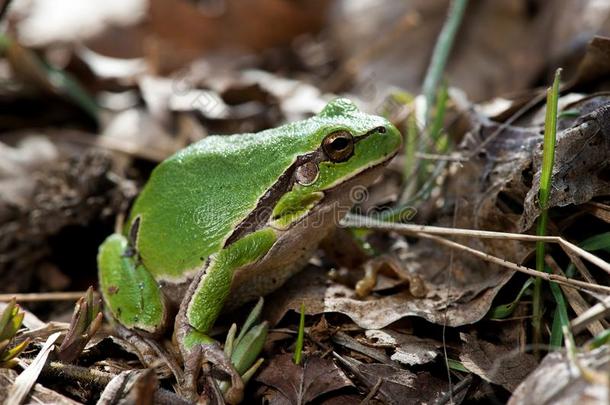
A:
<box><xmin>174</xmin><ymin>228</ymin><xmax>277</xmax><ymax>404</ymax></box>
<box><xmin>174</xmin><ymin>257</ymin><xmax>244</xmax><ymax>404</ymax></box>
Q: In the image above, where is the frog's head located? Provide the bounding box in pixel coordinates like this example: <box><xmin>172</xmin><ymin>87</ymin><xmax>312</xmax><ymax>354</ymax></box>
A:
<box><xmin>269</xmin><ymin>98</ymin><xmax>402</xmax><ymax>230</ymax></box>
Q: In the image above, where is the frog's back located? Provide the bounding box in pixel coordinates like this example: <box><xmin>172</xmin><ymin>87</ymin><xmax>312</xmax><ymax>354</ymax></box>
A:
<box><xmin>130</xmin><ymin>122</ymin><xmax>316</xmax><ymax>280</ymax></box>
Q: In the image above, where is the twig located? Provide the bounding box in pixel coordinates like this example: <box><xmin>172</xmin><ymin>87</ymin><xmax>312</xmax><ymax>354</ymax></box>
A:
<box><xmin>434</xmin><ymin>374</ymin><xmax>473</xmax><ymax>405</ymax></box>
<box><xmin>417</xmin><ymin>232</ymin><xmax>610</xmax><ymax>295</ymax></box>
<box><xmin>571</xmin><ymin>296</ymin><xmax>610</xmax><ymax>334</ymax></box>
<box><xmin>0</xmin><ymin>292</ymin><xmax>89</xmax><ymax>302</ymax></box>
<box><xmin>360</xmin><ymin>377</ymin><xmax>383</xmax><ymax>404</ymax></box>
<box><xmin>40</xmin><ymin>362</ymin><xmax>189</xmax><ymax>405</ymax></box>
<box><xmin>342</xmin><ymin>215</ymin><xmax>610</xmax><ymax>276</ymax></box>
<box><xmin>43</xmin><ymin>361</ymin><xmax>114</xmax><ymax>388</ymax></box>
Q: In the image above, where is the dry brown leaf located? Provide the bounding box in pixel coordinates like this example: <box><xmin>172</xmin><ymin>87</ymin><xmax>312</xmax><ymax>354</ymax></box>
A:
<box><xmin>145</xmin><ymin>0</ymin><xmax>332</xmax><ymax>73</ymax></box>
<box><xmin>256</xmin><ymin>353</ymin><xmax>353</xmax><ymax>404</ymax></box>
<box><xmin>334</xmin><ymin>354</ymin><xmax>451</xmax><ymax>405</ymax></box>
<box><xmin>364</xmin><ymin>329</ymin><xmax>441</xmax><ymax>366</ymax></box>
<box><xmin>519</xmin><ymin>103</ymin><xmax>610</xmax><ymax>231</ymax></box>
<box><xmin>459</xmin><ymin>332</ymin><xmax>537</xmax><ymax>392</ymax></box>
<box><xmin>509</xmin><ymin>346</ymin><xmax>610</xmax><ymax>405</ymax></box>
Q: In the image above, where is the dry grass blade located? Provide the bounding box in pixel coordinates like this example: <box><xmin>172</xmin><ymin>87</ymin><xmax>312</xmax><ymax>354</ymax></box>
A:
<box><xmin>342</xmin><ymin>215</ymin><xmax>610</xmax><ymax>275</ymax></box>
<box><xmin>417</xmin><ymin>232</ymin><xmax>610</xmax><ymax>295</ymax></box>
<box><xmin>0</xmin><ymin>292</ymin><xmax>89</xmax><ymax>302</ymax></box>
<box><xmin>545</xmin><ymin>255</ymin><xmax>605</xmax><ymax>336</ymax></box>
<box><xmin>571</xmin><ymin>296</ymin><xmax>610</xmax><ymax>334</ymax></box>
<box><xmin>7</xmin><ymin>331</ymin><xmax>61</xmax><ymax>405</ymax></box>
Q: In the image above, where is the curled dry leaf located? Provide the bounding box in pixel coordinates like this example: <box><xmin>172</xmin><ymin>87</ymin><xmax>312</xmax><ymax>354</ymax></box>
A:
<box><xmin>509</xmin><ymin>345</ymin><xmax>610</xmax><ymax>405</ymax></box>
<box><xmin>266</xmin><ymin>264</ymin><xmax>511</xmax><ymax>330</ymax></box>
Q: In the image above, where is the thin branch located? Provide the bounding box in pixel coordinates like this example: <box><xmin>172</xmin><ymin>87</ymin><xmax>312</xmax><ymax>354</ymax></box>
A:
<box><xmin>417</xmin><ymin>232</ymin><xmax>610</xmax><ymax>295</ymax></box>
<box><xmin>0</xmin><ymin>292</ymin><xmax>89</xmax><ymax>302</ymax></box>
<box><xmin>342</xmin><ymin>215</ymin><xmax>610</xmax><ymax>276</ymax></box>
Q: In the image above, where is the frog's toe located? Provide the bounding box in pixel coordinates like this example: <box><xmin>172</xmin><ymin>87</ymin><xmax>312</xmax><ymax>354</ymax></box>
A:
<box><xmin>202</xmin><ymin>344</ymin><xmax>244</xmax><ymax>404</ymax></box>
<box><xmin>181</xmin><ymin>340</ymin><xmax>244</xmax><ymax>404</ymax></box>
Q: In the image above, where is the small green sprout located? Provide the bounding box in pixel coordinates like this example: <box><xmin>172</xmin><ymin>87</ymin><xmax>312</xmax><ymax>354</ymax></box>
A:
<box><xmin>0</xmin><ymin>298</ymin><xmax>30</xmax><ymax>368</ymax></box>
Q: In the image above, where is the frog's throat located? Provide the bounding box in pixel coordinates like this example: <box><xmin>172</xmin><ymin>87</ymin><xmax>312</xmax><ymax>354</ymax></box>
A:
<box><xmin>223</xmin><ymin>126</ymin><xmax>387</xmax><ymax>247</ymax></box>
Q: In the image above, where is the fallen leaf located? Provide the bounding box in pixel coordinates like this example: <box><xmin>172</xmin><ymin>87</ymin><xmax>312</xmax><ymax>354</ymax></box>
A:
<box><xmin>334</xmin><ymin>353</ymin><xmax>451</xmax><ymax>405</ymax></box>
<box><xmin>256</xmin><ymin>353</ymin><xmax>353</xmax><ymax>404</ymax></box>
<box><xmin>509</xmin><ymin>345</ymin><xmax>610</xmax><ymax>405</ymax></box>
<box><xmin>97</xmin><ymin>369</ymin><xmax>158</xmax><ymax>405</ymax></box>
<box><xmin>519</xmin><ymin>102</ymin><xmax>610</xmax><ymax>231</ymax></box>
<box><xmin>459</xmin><ymin>332</ymin><xmax>537</xmax><ymax>392</ymax></box>
<box><xmin>364</xmin><ymin>329</ymin><xmax>441</xmax><ymax>366</ymax></box>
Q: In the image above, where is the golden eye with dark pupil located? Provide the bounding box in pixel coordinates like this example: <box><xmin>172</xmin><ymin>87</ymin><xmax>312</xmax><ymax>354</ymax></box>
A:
<box><xmin>322</xmin><ymin>130</ymin><xmax>354</xmax><ymax>162</ymax></box>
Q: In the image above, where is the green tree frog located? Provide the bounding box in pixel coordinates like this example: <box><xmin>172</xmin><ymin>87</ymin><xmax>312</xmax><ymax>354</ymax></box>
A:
<box><xmin>97</xmin><ymin>98</ymin><xmax>401</xmax><ymax>403</ymax></box>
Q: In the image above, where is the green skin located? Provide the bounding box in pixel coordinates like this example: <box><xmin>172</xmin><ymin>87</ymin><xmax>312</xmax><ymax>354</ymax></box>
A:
<box><xmin>97</xmin><ymin>98</ymin><xmax>401</xmax><ymax>402</ymax></box>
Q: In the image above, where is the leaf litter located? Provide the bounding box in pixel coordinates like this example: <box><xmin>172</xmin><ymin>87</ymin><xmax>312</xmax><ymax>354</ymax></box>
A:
<box><xmin>1</xmin><ymin>1</ymin><xmax>610</xmax><ymax>404</ymax></box>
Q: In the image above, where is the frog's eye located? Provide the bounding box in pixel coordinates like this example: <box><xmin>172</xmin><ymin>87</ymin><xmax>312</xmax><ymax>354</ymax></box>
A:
<box><xmin>322</xmin><ymin>130</ymin><xmax>354</xmax><ymax>162</ymax></box>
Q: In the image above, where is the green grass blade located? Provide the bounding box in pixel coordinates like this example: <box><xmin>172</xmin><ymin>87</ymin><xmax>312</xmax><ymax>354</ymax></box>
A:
<box><xmin>549</xmin><ymin>306</ymin><xmax>563</xmax><ymax>348</ymax></box>
<box><xmin>293</xmin><ymin>303</ymin><xmax>306</xmax><ymax>365</ymax></box>
<box><xmin>446</xmin><ymin>358</ymin><xmax>469</xmax><ymax>372</ymax></box>
<box><xmin>235</xmin><ymin>297</ymin><xmax>264</xmax><ymax>347</ymax></box>
<box><xmin>549</xmin><ymin>281</ymin><xmax>569</xmax><ymax>349</ymax></box>
<box><xmin>587</xmin><ymin>328</ymin><xmax>610</xmax><ymax>350</ymax></box>
<box><xmin>422</xmin><ymin>0</ymin><xmax>468</xmax><ymax>124</ymax></box>
<box><xmin>429</xmin><ymin>80</ymin><xmax>449</xmax><ymax>142</ymax></box>
<box><xmin>532</xmin><ymin>68</ymin><xmax>561</xmax><ymax>349</ymax></box>
<box><xmin>579</xmin><ymin>232</ymin><xmax>610</xmax><ymax>252</ymax></box>
<box><xmin>488</xmin><ymin>277</ymin><xmax>534</xmax><ymax>319</ymax></box>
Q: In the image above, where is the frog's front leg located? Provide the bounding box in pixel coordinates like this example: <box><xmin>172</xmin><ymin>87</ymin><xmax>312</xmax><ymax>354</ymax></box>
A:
<box><xmin>98</xmin><ymin>234</ymin><xmax>169</xmax><ymax>336</ymax></box>
<box><xmin>97</xmin><ymin>234</ymin><xmax>183</xmax><ymax>376</ymax></box>
<box><xmin>175</xmin><ymin>228</ymin><xmax>276</xmax><ymax>404</ymax></box>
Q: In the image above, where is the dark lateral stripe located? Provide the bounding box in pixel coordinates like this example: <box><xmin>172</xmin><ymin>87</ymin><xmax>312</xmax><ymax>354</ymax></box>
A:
<box><xmin>223</xmin><ymin>149</ymin><xmax>325</xmax><ymax>247</ymax></box>
<box><xmin>223</xmin><ymin>126</ymin><xmax>385</xmax><ymax>247</ymax></box>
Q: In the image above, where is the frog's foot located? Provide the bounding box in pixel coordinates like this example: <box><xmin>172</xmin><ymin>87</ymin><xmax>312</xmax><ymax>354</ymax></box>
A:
<box><xmin>179</xmin><ymin>331</ymin><xmax>244</xmax><ymax>404</ymax></box>
<box><xmin>115</xmin><ymin>323</ymin><xmax>184</xmax><ymax>382</ymax></box>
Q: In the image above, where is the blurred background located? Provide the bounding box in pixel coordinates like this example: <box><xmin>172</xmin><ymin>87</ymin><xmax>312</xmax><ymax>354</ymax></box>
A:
<box><xmin>2</xmin><ymin>1</ymin><xmax>610</xmax><ymax>403</ymax></box>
